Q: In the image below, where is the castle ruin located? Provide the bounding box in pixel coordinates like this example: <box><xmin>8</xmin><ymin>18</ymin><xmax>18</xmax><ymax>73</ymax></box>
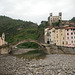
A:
<box><xmin>48</xmin><ymin>12</ymin><xmax>62</xmax><ymax>26</ymax></box>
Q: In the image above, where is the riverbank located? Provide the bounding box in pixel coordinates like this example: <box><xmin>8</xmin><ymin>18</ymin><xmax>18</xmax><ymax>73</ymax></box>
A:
<box><xmin>0</xmin><ymin>54</ymin><xmax>75</xmax><ymax>75</ymax></box>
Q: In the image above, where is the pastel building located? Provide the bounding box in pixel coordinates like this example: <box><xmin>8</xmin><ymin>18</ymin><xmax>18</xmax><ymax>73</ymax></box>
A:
<box><xmin>65</xmin><ymin>27</ymin><xmax>75</xmax><ymax>47</ymax></box>
<box><xmin>44</xmin><ymin>27</ymin><xmax>55</xmax><ymax>44</ymax></box>
<box><xmin>44</xmin><ymin>26</ymin><xmax>75</xmax><ymax>47</ymax></box>
<box><xmin>54</xmin><ymin>27</ymin><xmax>66</xmax><ymax>46</ymax></box>
<box><xmin>0</xmin><ymin>33</ymin><xmax>7</xmax><ymax>46</ymax></box>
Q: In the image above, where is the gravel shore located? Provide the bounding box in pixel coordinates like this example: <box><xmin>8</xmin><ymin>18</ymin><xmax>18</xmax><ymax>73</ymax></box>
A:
<box><xmin>0</xmin><ymin>54</ymin><xmax>75</xmax><ymax>75</ymax></box>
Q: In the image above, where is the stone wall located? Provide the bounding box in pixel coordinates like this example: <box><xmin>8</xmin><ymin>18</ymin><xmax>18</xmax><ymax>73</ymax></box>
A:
<box><xmin>45</xmin><ymin>44</ymin><xmax>75</xmax><ymax>54</ymax></box>
<box><xmin>0</xmin><ymin>45</ymin><xmax>10</xmax><ymax>54</ymax></box>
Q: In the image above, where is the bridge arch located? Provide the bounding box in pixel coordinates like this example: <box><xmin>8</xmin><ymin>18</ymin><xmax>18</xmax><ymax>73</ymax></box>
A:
<box><xmin>13</xmin><ymin>39</ymin><xmax>43</xmax><ymax>48</ymax></box>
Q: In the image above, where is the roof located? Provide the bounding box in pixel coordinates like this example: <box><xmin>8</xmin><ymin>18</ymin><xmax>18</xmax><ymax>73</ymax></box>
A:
<box><xmin>65</xmin><ymin>27</ymin><xmax>75</xmax><ymax>29</ymax></box>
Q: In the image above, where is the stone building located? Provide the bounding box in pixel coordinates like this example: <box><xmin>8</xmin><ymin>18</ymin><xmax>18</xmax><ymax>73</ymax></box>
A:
<box><xmin>0</xmin><ymin>33</ymin><xmax>7</xmax><ymax>46</ymax></box>
<box><xmin>48</xmin><ymin>12</ymin><xmax>62</xmax><ymax>26</ymax></box>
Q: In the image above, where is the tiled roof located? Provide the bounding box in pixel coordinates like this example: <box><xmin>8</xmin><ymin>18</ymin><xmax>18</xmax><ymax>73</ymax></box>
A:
<box><xmin>65</xmin><ymin>27</ymin><xmax>75</xmax><ymax>29</ymax></box>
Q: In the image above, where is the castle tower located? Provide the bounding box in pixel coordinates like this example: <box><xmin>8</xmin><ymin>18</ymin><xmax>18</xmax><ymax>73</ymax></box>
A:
<box><xmin>50</xmin><ymin>13</ymin><xmax>52</xmax><ymax>16</ymax></box>
<box><xmin>59</xmin><ymin>12</ymin><xmax>62</xmax><ymax>20</ymax></box>
<box><xmin>50</xmin><ymin>13</ymin><xmax>53</xmax><ymax>26</ymax></box>
<box><xmin>2</xmin><ymin>33</ymin><xmax>5</xmax><ymax>40</ymax></box>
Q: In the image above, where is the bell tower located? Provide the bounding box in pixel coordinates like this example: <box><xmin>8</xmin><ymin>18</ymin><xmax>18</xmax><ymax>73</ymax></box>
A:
<box><xmin>2</xmin><ymin>33</ymin><xmax>5</xmax><ymax>41</ymax></box>
<box><xmin>59</xmin><ymin>12</ymin><xmax>62</xmax><ymax>20</ymax></box>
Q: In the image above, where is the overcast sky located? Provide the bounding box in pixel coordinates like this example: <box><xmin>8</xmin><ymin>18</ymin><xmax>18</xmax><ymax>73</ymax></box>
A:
<box><xmin>0</xmin><ymin>0</ymin><xmax>75</xmax><ymax>24</ymax></box>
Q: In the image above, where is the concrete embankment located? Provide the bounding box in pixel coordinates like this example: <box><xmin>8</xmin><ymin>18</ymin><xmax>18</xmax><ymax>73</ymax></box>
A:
<box><xmin>45</xmin><ymin>44</ymin><xmax>75</xmax><ymax>54</ymax></box>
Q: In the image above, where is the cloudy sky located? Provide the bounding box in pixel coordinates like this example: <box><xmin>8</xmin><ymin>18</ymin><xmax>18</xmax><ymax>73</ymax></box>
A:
<box><xmin>0</xmin><ymin>0</ymin><xmax>75</xmax><ymax>24</ymax></box>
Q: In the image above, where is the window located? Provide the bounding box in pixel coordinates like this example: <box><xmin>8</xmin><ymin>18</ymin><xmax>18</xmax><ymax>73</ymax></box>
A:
<box><xmin>67</xmin><ymin>29</ymin><xmax>69</xmax><ymax>31</ymax></box>
<box><xmin>47</xmin><ymin>32</ymin><xmax>49</xmax><ymax>36</ymax></box>
<box><xmin>71</xmin><ymin>32</ymin><xmax>73</xmax><ymax>35</ymax></box>
<box><xmin>72</xmin><ymin>41</ymin><xmax>73</xmax><ymax>43</ymax></box>
<box><xmin>74</xmin><ymin>36</ymin><xmax>75</xmax><ymax>39</ymax></box>
<box><xmin>71</xmin><ymin>37</ymin><xmax>73</xmax><ymax>39</ymax></box>
<box><xmin>71</xmin><ymin>29</ymin><xmax>72</xmax><ymax>31</ymax></box>
<box><xmin>67</xmin><ymin>37</ymin><xmax>69</xmax><ymax>39</ymax></box>
<box><xmin>57</xmin><ymin>40</ymin><xmax>58</xmax><ymax>42</ymax></box>
<box><xmin>74</xmin><ymin>32</ymin><xmax>75</xmax><ymax>35</ymax></box>
<box><xmin>66</xmin><ymin>41</ymin><xmax>68</xmax><ymax>44</ymax></box>
<box><xmin>62</xmin><ymin>41</ymin><xmax>64</xmax><ymax>45</ymax></box>
<box><xmin>67</xmin><ymin>33</ymin><xmax>69</xmax><ymax>35</ymax></box>
<box><xmin>47</xmin><ymin>38</ymin><xmax>49</xmax><ymax>41</ymax></box>
<box><xmin>50</xmin><ymin>39</ymin><xmax>51</xmax><ymax>41</ymax></box>
<box><xmin>63</xmin><ymin>37</ymin><xmax>64</xmax><ymax>40</ymax></box>
<box><xmin>51</xmin><ymin>20</ymin><xmax>52</xmax><ymax>22</ymax></box>
<box><xmin>61</xmin><ymin>33</ymin><xmax>62</xmax><ymax>35</ymax></box>
<box><xmin>57</xmin><ymin>34</ymin><xmax>58</xmax><ymax>38</ymax></box>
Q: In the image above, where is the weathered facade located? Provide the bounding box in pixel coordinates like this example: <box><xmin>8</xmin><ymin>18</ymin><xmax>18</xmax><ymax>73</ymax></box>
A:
<box><xmin>44</xmin><ymin>26</ymin><xmax>75</xmax><ymax>47</ymax></box>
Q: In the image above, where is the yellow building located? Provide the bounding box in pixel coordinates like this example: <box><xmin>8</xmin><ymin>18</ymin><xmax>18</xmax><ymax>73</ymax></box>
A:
<box><xmin>54</xmin><ymin>27</ymin><xmax>66</xmax><ymax>46</ymax></box>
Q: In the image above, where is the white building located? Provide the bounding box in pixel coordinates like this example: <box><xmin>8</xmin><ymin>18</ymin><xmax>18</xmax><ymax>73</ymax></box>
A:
<box><xmin>44</xmin><ymin>27</ymin><xmax>55</xmax><ymax>44</ymax></box>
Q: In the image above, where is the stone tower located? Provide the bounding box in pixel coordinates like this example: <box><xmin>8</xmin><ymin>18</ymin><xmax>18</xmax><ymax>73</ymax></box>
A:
<box><xmin>2</xmin><ymin>33</ymin><xmax>5</xmax><ymax>44</ymax></box>
<box><xmin>48</xmin><ymin>12</ymin><xmax>62</xmax><ymax>26</ymax></box>
<box><xmin>2</xmin><ymin>33</ymin><xmax>5</xmax><ymax>40</ymax></box>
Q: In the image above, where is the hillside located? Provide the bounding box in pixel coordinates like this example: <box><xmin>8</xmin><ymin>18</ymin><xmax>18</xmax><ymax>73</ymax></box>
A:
<box><xmin>70</xmin><ymin>17</ymin><xmax>75</xmax><ymax>22</ymax></box>
<box><xmin>0</xmin><ymin>15</ymin><xmax>74</xmax><ymax>44</ymax></box>
<box><xmin>0</xmin><ymin>16</ymin><xmax>38</xmax><ymax>43</ymax></box>
<box><xmin>38</xmin><ymin>21</ymin><xmax>50</xmax><ymax>43</ymax></box>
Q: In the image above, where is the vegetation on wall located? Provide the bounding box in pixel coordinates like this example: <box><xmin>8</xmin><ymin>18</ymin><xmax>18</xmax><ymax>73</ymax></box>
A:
<box><xmin>52</xmin><ymin>20</ymin><xmax>61</xmax><ymax>26</ymax></box>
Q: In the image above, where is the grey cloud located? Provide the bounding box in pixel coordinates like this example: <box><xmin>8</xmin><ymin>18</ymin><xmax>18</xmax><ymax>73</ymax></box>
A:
<box><xmin>0</xmin><ymin>0</ymin><xmax>75</xmax><ymax>24</ymax></box>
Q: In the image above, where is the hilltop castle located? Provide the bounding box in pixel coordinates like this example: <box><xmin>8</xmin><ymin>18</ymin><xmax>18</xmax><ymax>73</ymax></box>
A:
<box><xmin>0</xmin><ymin>33</ymin><xmax>7</xmax><ymax>46</ymax></box>
<box><xmin>48</xmin><ymin>12</ymin><xmax>62</xmax><ymax>26</ymax></box>
<box><xmin>45</xmin><ymin>12</ymin><xmax>75</xmax><ymax>47</ymax></box>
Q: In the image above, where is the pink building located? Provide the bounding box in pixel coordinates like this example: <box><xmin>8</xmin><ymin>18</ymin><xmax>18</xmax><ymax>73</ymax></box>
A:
<box><xmin>0</xmin><ymin>33</ymin><xmax>7</xmax><ymax>46</ymax></box>
<box><xmin>65</xmin><ymin>27</ymin><xmax>75</xmax><ymax>47</ymax></box>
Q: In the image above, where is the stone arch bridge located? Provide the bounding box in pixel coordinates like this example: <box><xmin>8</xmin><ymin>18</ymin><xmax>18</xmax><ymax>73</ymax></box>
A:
<box><xmin>12</xmin><ymin>39</ymin><xmax>46</xmax><ymax>49</ymax></box>
<box><xmin>11</xmin><ymin>39</ymin><xmax>74</xmax><ymax>54</ymax></box>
